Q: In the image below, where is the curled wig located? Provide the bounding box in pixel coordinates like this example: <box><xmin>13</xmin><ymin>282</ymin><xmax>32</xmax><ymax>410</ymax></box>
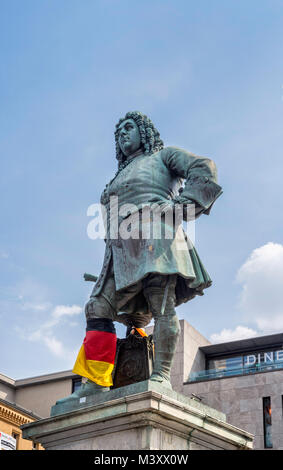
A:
<box><xmin>114</xmin><ymin>111</ymin><xmax>164</xmax><ymax>169</ymax></box>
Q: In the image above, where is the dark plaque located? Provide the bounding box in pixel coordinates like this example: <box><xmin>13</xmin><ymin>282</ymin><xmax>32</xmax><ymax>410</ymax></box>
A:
<box><xmin>112</xmin><ymin>334</ymin><xmax>154</xmax><ymax>389</ymax></box>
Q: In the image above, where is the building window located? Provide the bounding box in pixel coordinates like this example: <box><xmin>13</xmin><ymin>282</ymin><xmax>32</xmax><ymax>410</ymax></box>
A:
<box><xmin>263</xmin><ymin>397</ymin><xmax>273</xmax><ymax>448</ymax></box>
<box><xmin>72</xmin><ymin>378</ymin><xmax>82</xmax><ymax>393</ymax></box>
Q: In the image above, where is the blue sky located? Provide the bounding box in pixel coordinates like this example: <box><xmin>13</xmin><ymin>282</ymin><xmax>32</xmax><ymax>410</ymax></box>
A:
<box><xmin>1</xmin><ymin>0</ymin><xmax>283</xmax><ymax>379</ymax></box>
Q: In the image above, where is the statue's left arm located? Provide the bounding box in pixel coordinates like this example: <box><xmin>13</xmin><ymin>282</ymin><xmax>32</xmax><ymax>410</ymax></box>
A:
<box><xmin>161</xmin><ymin>146</ymin><xmax>223</xmax><ymax>218</ymax></box>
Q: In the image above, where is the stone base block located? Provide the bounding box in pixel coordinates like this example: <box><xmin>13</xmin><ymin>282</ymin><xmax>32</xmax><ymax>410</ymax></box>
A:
<box><xmin>21</xmin><ymin>380</ymin><xmax>253</xmax><ymax>450</ymax></box>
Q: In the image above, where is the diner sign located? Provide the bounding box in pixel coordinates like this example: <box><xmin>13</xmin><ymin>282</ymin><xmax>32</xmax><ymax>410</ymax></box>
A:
<box><xmin>244</xmin><ymin>349</ymin><xmax>283</xmax><ymax>366</ymax></box>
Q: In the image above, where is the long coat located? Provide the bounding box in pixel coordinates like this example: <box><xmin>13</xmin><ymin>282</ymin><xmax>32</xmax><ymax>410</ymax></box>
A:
<box><xmin>91</xmin><ymin>146</ymin><xmax>222</xmax><ymax>307</ymax></box>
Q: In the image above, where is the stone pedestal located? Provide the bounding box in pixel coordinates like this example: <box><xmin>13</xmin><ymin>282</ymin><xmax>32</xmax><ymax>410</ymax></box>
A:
<box><xmin>21</xmin><ymin>380</ymin><xmax>253</xmax><ymax>450</ymax></box>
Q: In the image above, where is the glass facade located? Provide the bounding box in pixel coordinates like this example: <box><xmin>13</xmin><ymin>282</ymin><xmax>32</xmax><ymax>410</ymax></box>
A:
<box><xmin>189</xmin><ymin>348</ymin><xmax>283</xmax><ymax>382</ymax></box>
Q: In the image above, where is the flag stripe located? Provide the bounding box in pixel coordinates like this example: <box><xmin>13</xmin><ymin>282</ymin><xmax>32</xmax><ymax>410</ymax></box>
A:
<box><xmin>72</xmin><ymin>345</ymin><xmax>114</xmax><ymax>387</ymax></box>
<box><xmin>83</xmin><ymin>330</ymin><xmax>116</xmax><ymax>364</ymax></box>
<box><xmin>72</xmin><ymin>318</ymin><xmax>117</xmax><ymax>386</ymax></box>
<box><xmin>86</xmin><ymin>318</ymin><xmax>116</xmax><ymax>334</ymax></box>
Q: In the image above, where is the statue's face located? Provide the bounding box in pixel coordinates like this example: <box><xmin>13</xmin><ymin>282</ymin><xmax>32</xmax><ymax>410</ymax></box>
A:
<box><xmin>117</xmin><ymin>118</ymin><xmax>141</xmax><ymax>158</ymax></box>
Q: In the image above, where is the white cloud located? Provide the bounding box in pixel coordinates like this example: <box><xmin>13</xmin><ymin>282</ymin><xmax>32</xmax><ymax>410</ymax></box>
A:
<box><xmin>210</xmin><ymin>326</ymin><xmax>259</xmax><ymax>344</ymax></box>
<box><xmin>8</xmin><ymin>275</ymin><xmax>84</xmax><ymax>361</ymax></box>
<box><xmin>236</xmin><ymin>242</ymin><xmax>283</xmax><ymax>333</ymax></box>
<box><xmin>43</xmin><ymin>336</ymin><xmax>65</xmax><ymax>358</ymax></box>
<box><xmin>256</xmin><ymin>316</ymin><xmax>283</xmax><ymax>335</ymax></box>
<box><xmin>21</xmin><ymin>301</ymin><xmax>52</xmax><ymax>312</ymax></box>
<box><xmin>52</xmin><ymin>304</ymin><xmax>82</xmax><ymax>319</ymax></box>
<box><xmin>24</xmin><ymin>303</ymin><xmax>83</xmax><ymax>359</ymax></box>
<box><xmin>210</xmin><ymin>242</ymin><xmax>283</xmax><ymax>343</ymax></box>
<box><xmin>27</xmin><ymin>331</ymin><xmax>77</xmax><ymax>362</ymax></box>
<box><xmin>236</xmin><ymin>242</ymin><xmax>283</xmax><ymax>317</ymax></box>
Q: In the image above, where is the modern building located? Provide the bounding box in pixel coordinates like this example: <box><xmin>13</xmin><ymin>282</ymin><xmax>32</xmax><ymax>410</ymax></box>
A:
<box><xmin>182</xmin><ymin>328</ymin><xmax>283</xmax><ymax>450</ymax></box>
<box><xmin>1</xmin><ymin>319</ymin><xmax>283</xmax><ymax>450</ymax></box>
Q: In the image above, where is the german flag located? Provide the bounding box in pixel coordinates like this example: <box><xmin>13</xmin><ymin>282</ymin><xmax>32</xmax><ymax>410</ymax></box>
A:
<box><xmin>72</xmin><ymin>318</ymin><xmax>117</xmax><ymax>387</ymax></box>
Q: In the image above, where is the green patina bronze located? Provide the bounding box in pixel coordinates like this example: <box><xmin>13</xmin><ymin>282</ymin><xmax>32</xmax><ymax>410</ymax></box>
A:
<box><xmin>91</xmin><ymin>112</ymin><xmax>222</xmax><ymax>309</ymax></box>
<box><xmin>56</xmin><ymin>111</ymin><xmax>222</xmax><ymax>407</ymax></box>
<box><xmin>88</xmin><ymin>111</ymin><xmax>222</xmax><ymax>387</ymax></box>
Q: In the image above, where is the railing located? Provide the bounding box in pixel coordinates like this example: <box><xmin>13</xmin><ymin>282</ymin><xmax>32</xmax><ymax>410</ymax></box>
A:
<box><xmin>188</xmin><ymin>361</ymin><xmax>283</xmax><ymax>382</ymax></box>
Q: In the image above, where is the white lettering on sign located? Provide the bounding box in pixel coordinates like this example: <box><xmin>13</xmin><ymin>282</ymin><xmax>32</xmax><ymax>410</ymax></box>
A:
<box><xmin>245</xmin><ymin>355</ymin><xmax>256</xmax><ymax>366</ymax></box>
<box><xmin>264</xmin><ymin>352</ymin><xmax>274</xmax><ymax>362</ymax></box>
<box><xmin>244</xmin><ymin>349</ymin><xmax>283</xmax><ymax>367</ymax></box>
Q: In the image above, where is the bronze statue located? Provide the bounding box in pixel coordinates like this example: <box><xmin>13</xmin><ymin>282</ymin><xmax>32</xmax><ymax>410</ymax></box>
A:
<box><xmin>56</xmin><ymin>111</ymin><xmax>222</xmax><ymax>405</ymax></box>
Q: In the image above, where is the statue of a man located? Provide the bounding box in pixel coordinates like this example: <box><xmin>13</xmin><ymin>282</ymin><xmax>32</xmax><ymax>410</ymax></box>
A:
<box><xmin>57</xmin><ymin>111</ymin><xmax>222</xmax><ymax>404</ymax></box>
